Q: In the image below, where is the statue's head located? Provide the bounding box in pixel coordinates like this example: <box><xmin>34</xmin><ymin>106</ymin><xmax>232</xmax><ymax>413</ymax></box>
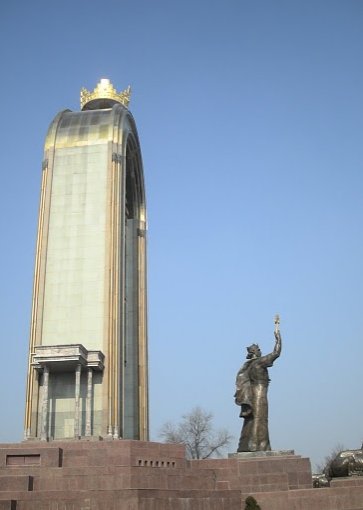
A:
<box><xmin>246</xmin><ymin>344</ymin><xmax>261</xmax><ymax>359</ymax></box>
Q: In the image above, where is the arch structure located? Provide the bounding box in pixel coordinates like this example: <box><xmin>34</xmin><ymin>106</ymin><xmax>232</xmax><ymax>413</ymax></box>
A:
<box><xmin>24</xmin><ymin>81</ymin><xmax>148</xmax><ymax>441</ymax></box>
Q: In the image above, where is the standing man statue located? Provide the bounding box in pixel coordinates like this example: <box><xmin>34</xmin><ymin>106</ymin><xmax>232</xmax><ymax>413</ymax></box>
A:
<box><xmin>235</xmin><ymin>315</ymin><xmax>282</xmax><ymax>452</ymax></box>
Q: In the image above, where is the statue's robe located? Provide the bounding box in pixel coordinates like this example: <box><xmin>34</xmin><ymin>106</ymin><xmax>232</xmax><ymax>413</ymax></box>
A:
<box><xmin>235</xmin><ymin>350</ymin><xmax>279</xmax><ymax>452</ymax></box>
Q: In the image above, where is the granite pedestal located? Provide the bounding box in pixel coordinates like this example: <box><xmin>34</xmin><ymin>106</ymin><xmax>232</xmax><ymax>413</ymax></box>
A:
<box><xmin>0</xmin><ymin>440</ymin><xmax>362</xmax><ymax>509</ymax></box>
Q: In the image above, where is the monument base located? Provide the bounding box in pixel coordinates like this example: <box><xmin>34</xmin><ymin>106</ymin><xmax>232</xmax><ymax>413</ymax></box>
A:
<box><xmin>0</xmin><ymin>440</ymin><xmax>362</xmax><ymax>509</ymax></box>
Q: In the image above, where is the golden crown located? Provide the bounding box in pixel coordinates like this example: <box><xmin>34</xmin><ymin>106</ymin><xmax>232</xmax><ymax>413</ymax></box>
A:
<box><xmin>80</xmin><ymin>79</ymin><xmax>131</xmax><ymax>110</ymax></box>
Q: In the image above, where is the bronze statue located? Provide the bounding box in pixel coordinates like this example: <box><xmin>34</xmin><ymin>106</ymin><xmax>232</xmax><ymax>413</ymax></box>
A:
<box><xmin>313</xmin><ymin>446</ymin><xmax>363</xmax><ymax>487</ymax></box>
<box><xmin>327</xmin><ymin>448</ymin><xmax>363</xmax><ymax>478</ymax></box>
<box><xmin>312</xmin><ymin>473</ymin><xmax>330</xmax><ymax>488</ymax></box>
<box><xmin>235</xmin><ymin>315</ymin><xmax>282</xmax><ymax>452</ymax></box>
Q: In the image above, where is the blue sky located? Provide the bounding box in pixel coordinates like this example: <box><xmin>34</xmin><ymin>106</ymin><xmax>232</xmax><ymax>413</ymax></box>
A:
<box><xmin>0</xmin><ymin>0</ymin><xmax>362</xmax><ymax>469</ymax></box>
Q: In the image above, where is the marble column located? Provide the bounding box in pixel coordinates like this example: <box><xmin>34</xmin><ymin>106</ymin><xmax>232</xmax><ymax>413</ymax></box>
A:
<box><xmin>85</xmin><ymin>368</ymin><xmax>93</xmax><ymax>437</ymax></box>
<box><xmin>40</xmin><ymin>366</ymin><xmax>49</xmax><ymax>441</ymax></box>
<box><xmin>74</xmin><ymin>364</ymin><xmax>81</xmax><ymax>438</ymax></box>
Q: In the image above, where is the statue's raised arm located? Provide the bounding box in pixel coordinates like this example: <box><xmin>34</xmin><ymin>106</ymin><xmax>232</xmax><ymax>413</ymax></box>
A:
<box><xmin>272</xmin><ymin>313</ymin><xmax>282</xmax><ymax>357</ymax></box>
<box><xmin>259</xmin><ymin>315</ymin><xmax>282</xmax><ymax>368</ymax></box>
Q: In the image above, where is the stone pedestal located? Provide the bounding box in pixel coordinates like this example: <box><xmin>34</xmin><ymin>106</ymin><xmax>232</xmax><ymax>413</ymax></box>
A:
<box><xmin>0</xmin><ymin>440</ymin><xmax>362</xmax><ymax>509</ymax></box>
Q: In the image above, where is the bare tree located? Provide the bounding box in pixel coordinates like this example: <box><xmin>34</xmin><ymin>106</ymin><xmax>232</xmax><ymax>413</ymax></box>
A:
<box><xmin>159</xmin><ymin>406</ymin><xmax>232</xmax><ymax>459</ymax></box>
<box><xmin>315</xmin><ymin>443</ymin><xmax>346</xmax><ymax>474</ymax></box>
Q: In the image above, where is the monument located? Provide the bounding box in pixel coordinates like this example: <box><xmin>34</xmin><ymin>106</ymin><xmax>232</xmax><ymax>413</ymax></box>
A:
<box><xmin>235</xmin><ymin>315</ymin><xmax>281</xmax><ymax>452</ymax></box>
<box><xmin>24</xmin><ymin>79</ymin><xmax>148</xmax><ymax>441</ymax></box>
<box><xmin>0</xmin><ymin>81</ymin><xmax>362</xmax><ymax>509</ymax></box>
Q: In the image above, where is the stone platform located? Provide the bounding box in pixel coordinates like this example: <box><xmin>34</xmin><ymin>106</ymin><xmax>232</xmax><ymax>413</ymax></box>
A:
<box><xmin>0</xmin><ymin>440</ymin><xmax>362</xmax><ymax>509</ymax></box>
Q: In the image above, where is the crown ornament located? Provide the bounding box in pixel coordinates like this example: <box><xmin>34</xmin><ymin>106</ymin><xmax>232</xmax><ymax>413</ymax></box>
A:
<box><xmin>80</xmin><ymin>78</ymin><xmax>131</xmax><ymax>110</ymax></box>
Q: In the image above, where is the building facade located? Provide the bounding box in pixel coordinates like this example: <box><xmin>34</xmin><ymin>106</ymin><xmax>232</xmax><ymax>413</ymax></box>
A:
<box><xmin>24</xmin><ymin>79</ymin><xmax>148</xmax><ymax>441</ymax></box>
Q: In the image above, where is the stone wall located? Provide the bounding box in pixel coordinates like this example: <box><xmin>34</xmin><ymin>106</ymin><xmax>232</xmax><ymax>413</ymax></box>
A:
<box><xmin>0</xmin><ymin>440</ymin><xmax>362</xmax><ymax>509</ymax></box>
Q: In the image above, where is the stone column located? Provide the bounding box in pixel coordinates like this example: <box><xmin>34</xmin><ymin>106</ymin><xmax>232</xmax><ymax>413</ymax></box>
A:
<box><xmin>40</xmin><ymin>366</ymin><xmax>49</xmax><ymax>441</ymax></box>
<box><xmin>85</xmin><ymin>368</ymin><xmax>93</xmax><ymax>437</ymax></box>
<box><xmin>74</xmin><ymin>364</ymin><xmax>81</xmax><ymax>438</ymax></box>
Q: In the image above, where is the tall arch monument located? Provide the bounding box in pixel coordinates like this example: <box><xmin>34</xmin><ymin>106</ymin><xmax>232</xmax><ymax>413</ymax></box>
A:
<box><xmin>24</xmin><ymin>79</ymin><xmax>148</xmax><ymax>441</ymax></box>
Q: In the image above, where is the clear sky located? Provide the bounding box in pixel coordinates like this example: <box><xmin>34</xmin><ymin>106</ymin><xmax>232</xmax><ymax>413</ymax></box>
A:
<box><xmin>0</xmin><ymin>0</ymin><xmax>362</xmax><ymax>469</ymax></box>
